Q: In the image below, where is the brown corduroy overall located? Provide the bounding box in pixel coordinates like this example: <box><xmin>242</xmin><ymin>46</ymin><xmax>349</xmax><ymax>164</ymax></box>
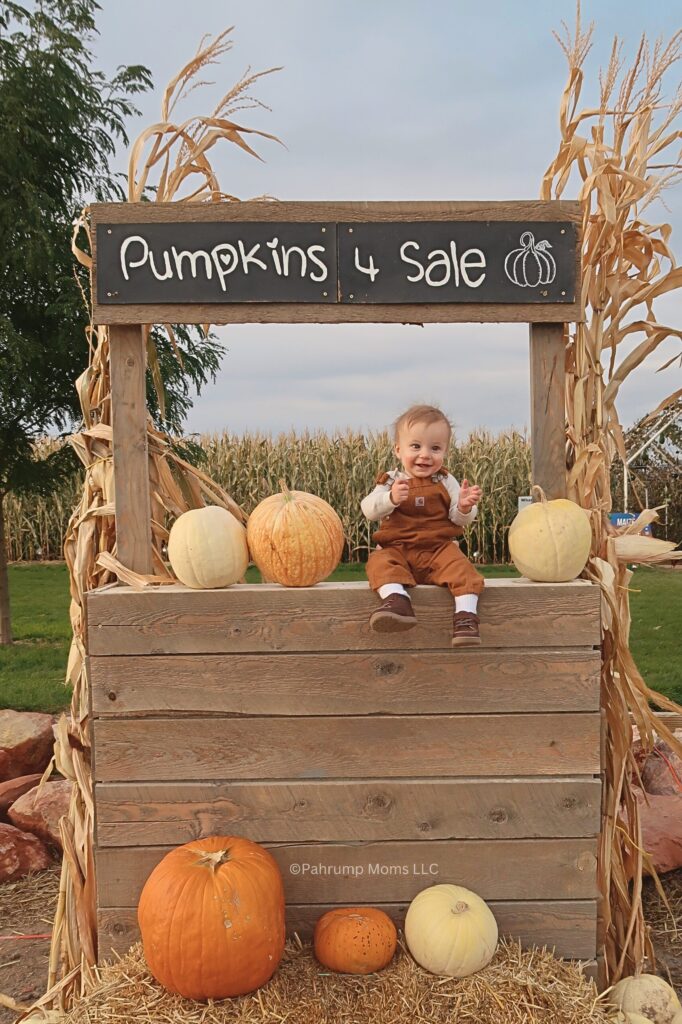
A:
<box><xmin>366</xmin><ymin>475</ymin><xmax>485</xmax><ymax>597</ymax></box>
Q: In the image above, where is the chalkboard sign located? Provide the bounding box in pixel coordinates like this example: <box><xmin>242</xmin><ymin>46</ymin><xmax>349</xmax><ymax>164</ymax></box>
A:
<box><xmin>338</xmin><ymin>221</ymin><xmax>576</xmax><ymax>304</ymax></box>
<box><xmin>97</xmin><ymin>222</ymin><xmax>337</xmax><ymax>305</ymax></box>
<box><xmin>90</xmin><ymin>201</ymin><xmax>583</xmax><ymax>325</ymax></box>
<box><xmin>96</xmin><ymin>219</ymin><xmax>576</xmax><ymax>305</ymax></box>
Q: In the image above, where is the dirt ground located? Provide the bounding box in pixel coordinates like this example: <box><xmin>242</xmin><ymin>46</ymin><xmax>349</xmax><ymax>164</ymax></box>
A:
<box><xmin>0</xmin><ymin>866</ymin><xmax>680</xmax><ymax>1022</ymax></box>
<box><xmin>0</xmin><ymin>865</ymin><xmax>60</xmax><ymax>1023</ymax></box>
<box><xmin>642</xmin><ymin>868</ymin><xmax>682</xmax><ymax>990</ymax></box>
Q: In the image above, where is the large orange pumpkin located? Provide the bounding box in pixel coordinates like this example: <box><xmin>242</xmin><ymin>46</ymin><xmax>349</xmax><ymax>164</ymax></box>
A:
<box><xmin>313</xmin><ymin>907</ymin><xmax>397</xmax><ymax>974</ymax></box>
<box><xmin>246</xmin><ymin>480</ymin><xmax>344</xmax><ymax>587</ymax></box>
<box><xmin>137</xmin><ymin>836</ymin><xmax>285</xmax><ymax>1000</ymax></box>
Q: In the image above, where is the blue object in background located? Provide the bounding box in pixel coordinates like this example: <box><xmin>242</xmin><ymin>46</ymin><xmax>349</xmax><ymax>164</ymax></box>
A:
<box><xmin>609</xmin><ymin>512</ymin><xmax>653</xmax><ymax>536</ymax></box>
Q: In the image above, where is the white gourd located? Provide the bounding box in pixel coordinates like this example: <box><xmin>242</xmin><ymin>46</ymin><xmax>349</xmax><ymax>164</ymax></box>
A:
<box><xmin>508</xmin><ymin>485</ymin><xmax>592</xmax><ymax>582</ymax></box>
<box><xmin>404</xmin><ymin>884</ymin><xmax>498</xmax><ymax>978</ymax></box>
<box><xmin>607</xmin><ymin>974</ymin><xmax>682</xmax><ymax>1024</ymax></box>
<box><xmin>167</xmin><ymin>506</ymin><xmax>248</xmax><ymax>589</ymax></box>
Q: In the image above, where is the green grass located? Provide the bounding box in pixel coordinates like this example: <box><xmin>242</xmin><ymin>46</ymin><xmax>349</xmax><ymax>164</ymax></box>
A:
<box><xmin>1</xmin><ymin>563</ymin><xmax>72</xmax><ymax>713</ymax></box>
<box><xmin>627</xmin><ymin>566</ymin><xmax>682</xmax><ymax>707</ymax></box>
<box><xmin>2</xmin><ymin>562</ymin><xmax>680</xmax><ymax>712</ymax></box>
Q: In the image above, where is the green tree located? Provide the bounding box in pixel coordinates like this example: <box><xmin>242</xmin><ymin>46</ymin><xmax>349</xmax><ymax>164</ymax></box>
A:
<box><xmin>0</xmin><ymin>1</ymin><xmax>223</xmax><ymax>644</ymax></box>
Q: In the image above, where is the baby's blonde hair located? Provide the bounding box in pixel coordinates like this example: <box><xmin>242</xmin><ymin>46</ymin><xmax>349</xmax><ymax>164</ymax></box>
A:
<box><xmin>393</xmin><ymin>404</ymin><xmax>452</xmax><ymax>443</ymax></box>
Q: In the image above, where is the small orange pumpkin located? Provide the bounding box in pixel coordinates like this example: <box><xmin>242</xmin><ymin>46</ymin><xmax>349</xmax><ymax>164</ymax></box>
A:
<box><xmin>138</xmin><ymin>836</ymin><xmax>285</xmax><ymax>1000</ymax></box>
<box><xmin>314</xmin><ymin>907</ymin><xmax>397</xmax><ymax>974</ymax></box>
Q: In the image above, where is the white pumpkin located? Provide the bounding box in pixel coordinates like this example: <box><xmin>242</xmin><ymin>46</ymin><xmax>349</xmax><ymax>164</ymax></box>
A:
<box><xmin>607</xmin><ymin>974</ymin><xmax>681</xmax><ymax>1024</ymax></box>
<box><xmin>508</xmin><ymin>486</ymin><xmax>592</xmax><ymax>582</ymax></box>
<box><xmin>404</xmin><ymin>884</ymin><xmax>498</xmax><ymax>978</ymax></box>
<box><xmin>167</xmin><ymin>506</ymin><xmax>248</xmax><ymax>589</ymax></box>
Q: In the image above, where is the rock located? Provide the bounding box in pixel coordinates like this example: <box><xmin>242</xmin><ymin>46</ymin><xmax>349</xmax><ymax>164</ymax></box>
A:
<box><xmin>0</xmin><ymin>710</ymin><xmax>54</xmax><ymax>781</ymax></box>
<box><xmin>8</xmin><ymin>780</ymin><xmax>72</xmax><ymax>849</ymax></box>
<box><xmin>641</xmin><ymin>739</ymin><xmax>682</xmax><ymax>796</ymax></box>
<box><xmin>0</xmin><ymin>773</ymin><xmax>43</xmax><ymax>820</ymax></box>
<box><xmin>0</xmin><ymin>822</ymin><xmax>53</xmax><ymax>881</ymax></box>
<box><xmin>634</xmin><ymin>787</ymin><xmax>682</xmax><ymax>874</ymax></box>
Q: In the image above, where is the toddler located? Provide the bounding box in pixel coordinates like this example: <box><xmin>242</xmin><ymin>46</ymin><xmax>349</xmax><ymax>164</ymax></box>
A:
<box><xmin>361</xmin><ymin>404</ymin><xmax>485</xmax><ymax>647</ymax></box>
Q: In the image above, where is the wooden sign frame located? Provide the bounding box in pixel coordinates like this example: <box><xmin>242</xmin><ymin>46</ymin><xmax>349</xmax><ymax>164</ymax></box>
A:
<box><xmin>90</xmin><ymin>199</ymin><xmax>583</xmax><ymax>575</ymax></box>
<box><xmin>91</xmin><ymin>200</ymin><xmax>582</xmax><ymax>325</ymax></box>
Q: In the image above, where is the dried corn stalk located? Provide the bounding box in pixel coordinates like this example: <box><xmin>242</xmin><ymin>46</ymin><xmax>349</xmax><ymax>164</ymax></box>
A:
<box><xmin>542</xmin><ymin>8</ymin><xmax>682</xmax><ymax>983</ymax></box>
<box><xmin>17</xmin><ymin>32</ymin><xmax>280</xmax><ymax>1017</ymax></box>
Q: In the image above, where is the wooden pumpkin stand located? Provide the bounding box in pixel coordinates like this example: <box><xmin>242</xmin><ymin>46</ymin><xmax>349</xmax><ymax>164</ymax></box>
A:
<box><xmin>88</xmin><ymin>201</ymin><xmax>604</xmax><ymax>980</ymax></box>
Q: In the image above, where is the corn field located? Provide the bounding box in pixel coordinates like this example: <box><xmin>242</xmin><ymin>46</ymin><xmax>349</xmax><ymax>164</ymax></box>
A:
<box><xmin>5</xmin><ymin>429</ymin><xmax>531</xmax><ymax>564</ymax></box>
<box><xmin>3</xmin><ymin>440</ymin><xmax>82</xmax><ymax>562</ymax></box>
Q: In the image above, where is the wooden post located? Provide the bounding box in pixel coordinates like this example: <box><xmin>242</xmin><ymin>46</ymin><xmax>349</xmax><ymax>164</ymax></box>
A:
<box><xmin>109</xmin><ymin>325</ymin><xmax>153</xmax><ymax>574</ymax></box>
<box><xmin>529</xmin><ymin>322</ymin><xmax>567</xmax><ymax>499</ymax></box>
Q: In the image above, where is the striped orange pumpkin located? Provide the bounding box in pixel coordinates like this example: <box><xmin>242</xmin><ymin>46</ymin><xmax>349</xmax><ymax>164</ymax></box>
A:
<box><xmin>246</xmin><ymin>481</ymin><xmax>344</xmax><ymax>587</ymax></box>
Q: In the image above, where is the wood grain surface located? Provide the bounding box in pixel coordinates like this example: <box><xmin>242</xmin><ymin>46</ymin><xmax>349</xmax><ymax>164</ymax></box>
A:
<box><xmin>95</xmin><ymin>777</ymin><xmax>601</xmax><ymax>846</ymax></box>
<box><xmin>86</xmin><ymin>579</ymin><xmax>601</xmax><ymax>654</ymax></box>
<box><xmin>98</xmin><ymin>900</ymin><xmax>597</xmax><ymax>959</ymax></box>
<box><xmin>96</xmin><ymin>837</ymin><xmax>597</xmax><ymax>907</ymax></box>
<box><xmin>530</xmin><ymin>322</ymin><xmax>567</xmax><ymax>499</ymax></box>
<box><xmin>92</xmin><ymin>712</ymin><xmax>601</xmax><ymax>782</ymax></box>
<box><xmin>89</xmin><ymin>648</ymin><xmax>600</xmax><ymax>716</ymax></box>
<box><xmin>91</xmin><ymin>200</ymin><xmax>582</xmax><ymax>225</ymax></box>
<box><xmin>109</xmin><ymin>325</ymin><xmax>152</xmax><ymax>574</ymax></box>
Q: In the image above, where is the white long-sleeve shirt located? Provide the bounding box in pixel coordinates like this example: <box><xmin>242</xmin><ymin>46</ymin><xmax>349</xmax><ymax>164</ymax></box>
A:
<box><xmin>361</xmin><ymin>469</ymin><xmax>478</xmax><ymax>527</ymax></box>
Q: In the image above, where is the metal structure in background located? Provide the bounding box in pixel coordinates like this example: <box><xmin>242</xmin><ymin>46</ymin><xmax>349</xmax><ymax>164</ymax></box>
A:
<box><xmin>622</xmin><ymin>405</ymin><xmax>681</xmax><ymax>515</ymax></box>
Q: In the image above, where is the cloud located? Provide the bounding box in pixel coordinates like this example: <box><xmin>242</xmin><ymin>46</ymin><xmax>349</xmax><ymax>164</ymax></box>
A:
<box><xmin>90</xmin><ymin>1</ymin><xmax>682</xmax><ymax>439</ymax></box>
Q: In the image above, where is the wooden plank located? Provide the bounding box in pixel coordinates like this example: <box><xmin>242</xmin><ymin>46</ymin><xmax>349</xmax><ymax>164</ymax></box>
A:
<box><xmin>89</xmin><ymin>648</ymin><xmax>600</xmax><ymax>716</ymax></box>
<box><xmin>95</xmin><ymin>777</ymin><xmax>602</xmax><ymax>846</ymax></box>
<box><xmin>96</xmin><ymin>302</ymin><xmax>581</xmax><ymax>327</ymax></box>
<box><xmin>529</xmin><ymin>322</ymin><xmax>567</xmax><ymax>500</ymax></box>
<box><xmin>98</xmin><ymin>900</ymin><xmax>597</xmax><ymax>960</ymax></box>
<box><xmin>93</xmin><ymin>713</ymin><xmax>601</xmax><ymax>782</ymax></box>
<box><xmin>596</xmin><ymin>952</ymin><xmax>607</xmax><ymax>992</ymax></box>
<box><xmin>109</xmin><ymin>325</ymin><xmax>152</xmax><ymax>574</ymax></box>
<box><xmin>96</xmin><ymin>838</ymin><xmax>597</xmax><ymax>907</ymax></box>
<box><xmin>92</xmin><ymin>200</ymin><xmax>582</xmax><ymax>225</ymax></box>
<box><xmin>650</xmin><ymin>712</ymin><xmax>682</xmax><ymax>732</ymax></box>
<box><xmin>86</xmin><ymin>579</ymin><xmax>601</xmax><ymax>655</ymax></box>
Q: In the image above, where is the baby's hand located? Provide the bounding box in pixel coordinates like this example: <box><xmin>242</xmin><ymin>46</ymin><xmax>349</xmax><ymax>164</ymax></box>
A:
<box><xmin>458</xmin><ymin>478</ymin><xmax>482</xmax><ymax>513</ymax></box>
<box><xmin>390</xmin><ymin>480</ymin><xmax>410</xmax><ymax>505</ymax></box>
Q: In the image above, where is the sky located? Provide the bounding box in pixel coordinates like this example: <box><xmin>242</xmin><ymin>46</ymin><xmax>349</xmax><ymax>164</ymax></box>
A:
<box><xmin>91</xmin><ymin>0</ymin><xmax>682</xmax><ymax>440</ymax></box>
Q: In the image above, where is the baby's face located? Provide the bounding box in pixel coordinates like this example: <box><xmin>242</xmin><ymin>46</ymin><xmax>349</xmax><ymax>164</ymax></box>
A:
<box><xmin>394</xmin><ymin>419</ymin><xmax>450</xmax><ymax>478</ymax></box>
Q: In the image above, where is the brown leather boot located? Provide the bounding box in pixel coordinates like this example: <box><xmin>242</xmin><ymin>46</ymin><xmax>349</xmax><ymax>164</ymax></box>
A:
<box><xmin>451</xmin><ymin>611</ymin><xmax>481</xmax><ymax>647</ymax></box>
<box><xmin>369</xmin><ymin>593</ymin><xmax>417</xmax><ymax>632</ymax></box>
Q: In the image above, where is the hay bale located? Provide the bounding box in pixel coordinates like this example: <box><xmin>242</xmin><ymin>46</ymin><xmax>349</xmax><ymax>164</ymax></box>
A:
<box><xmin>62</xmin><ymin>938</ymin><xmax>612</xmax><ymax>1024</ymax></box>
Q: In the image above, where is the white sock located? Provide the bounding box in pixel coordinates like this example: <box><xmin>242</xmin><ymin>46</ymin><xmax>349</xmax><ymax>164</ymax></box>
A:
<box><xmin>455</xmin><ymin>594</ymin><xmax>479</xmax><ymax>614</ymax></box>
<box><xmin>378</xmin><ymin>583</ymin><xmax>408</xmax><ymax>599</ymax></box>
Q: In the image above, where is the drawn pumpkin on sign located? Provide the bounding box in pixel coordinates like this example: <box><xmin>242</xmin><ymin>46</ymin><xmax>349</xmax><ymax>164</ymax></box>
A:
<box><xmin>504</xmin><ymin>231</ymin><xmax>556</xmax><ymax>287</ymax></box>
